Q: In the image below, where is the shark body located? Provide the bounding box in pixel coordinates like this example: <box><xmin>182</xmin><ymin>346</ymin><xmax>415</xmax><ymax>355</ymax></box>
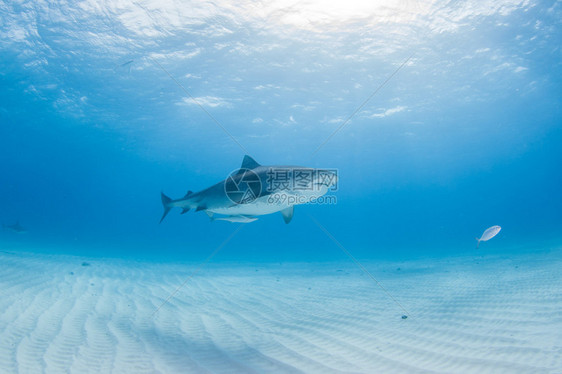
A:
<box><xmin>160</xmin><ymin>155</ymin><xmax>337</xmax><ymax>224</ymax></box>
<box><xmin>2</xmin><ymin>221</ymin><xmax>26</xmax><ymax>233</ymax></box>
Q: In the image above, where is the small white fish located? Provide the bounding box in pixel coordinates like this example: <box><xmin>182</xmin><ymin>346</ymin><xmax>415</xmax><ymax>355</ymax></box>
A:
<box><xmin>476</xmin><ymin>225</ymin><xmax>501</xmax><ymax>248</ymax></box>
<box><xmin>214</xmin><ymin>215</ymin><xmax>258</xmax><ymax>223</ymax></box>
<box><xmin>205</xmin><ymin>211</ymin><xmax>258</xmax><ymax>223</ymax></box>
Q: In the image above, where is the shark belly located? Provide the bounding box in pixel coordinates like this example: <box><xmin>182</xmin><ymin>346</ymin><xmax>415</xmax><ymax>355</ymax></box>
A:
<box><xmin>208</xmin><ymin>195</ymin><xmax>291</xmax><ymax>216</ymax></box>
<box><xmin>208</xmin><ymin>186</ymin><xmax>329</xmax><ymax>216</ymax></box>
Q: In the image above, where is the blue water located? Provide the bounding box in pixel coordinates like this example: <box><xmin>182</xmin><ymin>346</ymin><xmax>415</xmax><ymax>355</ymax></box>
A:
<box><xmin>1</xmin><ymin>0</ymin><xmax>561</xmax><ymax>264</ymax></box>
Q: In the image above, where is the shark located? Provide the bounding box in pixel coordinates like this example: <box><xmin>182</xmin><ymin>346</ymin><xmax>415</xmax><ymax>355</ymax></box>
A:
<box><xmin>2</xmin><ymin>221</ymin><xmax>27</xmax><ymax>233</ymax></box>
<box><xmin>160</xmin><ymin>155</ymin><xmax>337</xmax><ymax>224</ymax></box>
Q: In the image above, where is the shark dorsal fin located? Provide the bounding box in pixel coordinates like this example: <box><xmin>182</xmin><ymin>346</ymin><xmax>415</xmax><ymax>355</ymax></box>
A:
<box><xmin>240</xmin><ymin>155</ymin><xmax>260</xmax><ymax>170</ymax></box>
<box><xmin>184</xmin><ymin>190</ymin><xmax>193</xmax><ymax>198</ymax></box>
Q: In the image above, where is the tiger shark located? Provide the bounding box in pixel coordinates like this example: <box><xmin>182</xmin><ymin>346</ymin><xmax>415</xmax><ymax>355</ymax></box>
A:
<box><xmin>2</xmin><ymin>221</ymin><xmax>27</xmax><ymax>233</ymax></box>
<box><xmin>160</xmin><ymin>155</ymin><xmax>337</xmax><ymax>224</ymax></box>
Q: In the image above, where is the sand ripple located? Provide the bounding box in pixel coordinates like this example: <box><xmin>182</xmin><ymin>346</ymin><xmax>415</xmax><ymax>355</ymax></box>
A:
<box><xmin>0</xmin><ymin>250</ymin><xmax>561</xmax><ymax>373</ymax></box>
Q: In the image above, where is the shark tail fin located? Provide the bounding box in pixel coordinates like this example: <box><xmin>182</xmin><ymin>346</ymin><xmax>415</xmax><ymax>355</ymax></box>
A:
<box><xmin>160</xmin><ymin>192</ymin><xmax>173</xmax><ymax>223</ymax></box>
<box><xmin>476</xmin><ymin>237</ymin><xmax>480</xmax><ymax>249</ymax></box>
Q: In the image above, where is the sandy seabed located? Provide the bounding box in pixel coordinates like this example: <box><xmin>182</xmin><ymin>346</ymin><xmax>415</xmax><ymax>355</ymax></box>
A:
<box><xmin>0</xmin><ymin>248</ymin><xmax>561</xmax><ymax>374</ymax></box>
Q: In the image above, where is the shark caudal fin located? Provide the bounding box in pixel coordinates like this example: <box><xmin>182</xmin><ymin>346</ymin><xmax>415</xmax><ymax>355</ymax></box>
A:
<box><xmin>160</xmin><ymin>192</ymin><xmax>173</xmax><ymax>223</ymax></box>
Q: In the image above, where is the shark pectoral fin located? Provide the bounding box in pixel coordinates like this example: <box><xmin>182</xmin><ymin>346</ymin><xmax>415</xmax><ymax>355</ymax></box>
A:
<box><xmin>280</xmin><ymin>206</ymin><xmax>294</xmax><ymax>224</ymax></box>
<box><xmin>205</xmin><ymin>211</ymin><xmax>214</xmax><ymax>221</ymax></box>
